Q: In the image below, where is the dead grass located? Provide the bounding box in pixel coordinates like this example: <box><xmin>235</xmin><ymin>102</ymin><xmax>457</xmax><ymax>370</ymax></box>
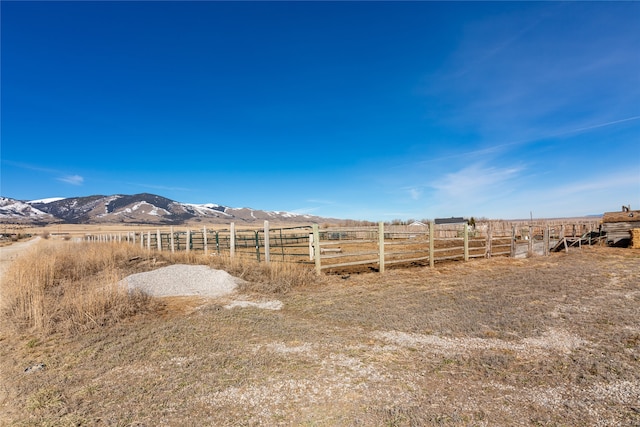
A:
<box><xmin>0</xmin><ymin>241</ymin><xmax>159</xmax><ymax>335</ymax></box>
<box><xmin>162</xmin><ymin>250</ymin><xmax>320</xmax><ymax>294</ymax></box>
<box><xmin>0</xmin><ymin>241</ymin><xmax>320</xmax><ymax>337</ymax></box>
<box><xmin>1</xmin><ymin>245</ymin><xmax>639</xmax><ymax>426</ymax></box>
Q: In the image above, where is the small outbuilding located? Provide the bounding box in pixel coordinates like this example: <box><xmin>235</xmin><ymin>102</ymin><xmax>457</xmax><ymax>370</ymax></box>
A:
<box><xmin>434</xmin><ymin>217</ymin><xmax>467</xmax><ymax>225</ymax></box>
<box><xmin>408</xmin><ymin>221</ymin><xmax>427</xmax><ymax>227</ymax></box>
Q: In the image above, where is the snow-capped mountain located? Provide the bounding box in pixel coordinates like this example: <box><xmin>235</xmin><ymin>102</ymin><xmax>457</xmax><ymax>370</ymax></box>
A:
<box><xmin>0</xmin><ymin>197</ymin><xmax>57</xmax><ymax>223</ymax></box>
<box><xmin>0</xmin><ymin>193</ymin><xmax>327</xmax><ymax>225</ymax></box>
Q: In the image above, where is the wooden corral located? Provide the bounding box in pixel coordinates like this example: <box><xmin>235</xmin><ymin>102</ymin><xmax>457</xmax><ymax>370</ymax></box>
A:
<box><xmin>84</xmin><ymin>218</ymin><xmax>602</xmax><ymax>274</ymax></box>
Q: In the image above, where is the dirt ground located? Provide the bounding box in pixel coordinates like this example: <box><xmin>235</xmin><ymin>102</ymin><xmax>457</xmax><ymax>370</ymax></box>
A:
<box><xmin>1</xmin><ymin>245</ymin><xmax>639</xmax><ymax>426</ymax></box>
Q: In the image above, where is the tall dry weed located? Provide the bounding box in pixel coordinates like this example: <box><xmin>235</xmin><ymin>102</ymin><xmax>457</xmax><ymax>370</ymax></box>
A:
<box><xmin>1</xmin><ymin>241</ymin><xmax>156</xmax><ymax>335</ymax></box>
<box><xmin>165</xmin><ymin>251</ymin><xmax>319</xmax><ymax>293</ymax></box>
<box><xmin>221</xmin><ymin>256</ymin><xmax>319</xmax><ymax>293</ymax></box>
<box><xmin>1</xmin><ymin>240</ymin><xmax>318</xmax><ymax>335</ymax></box>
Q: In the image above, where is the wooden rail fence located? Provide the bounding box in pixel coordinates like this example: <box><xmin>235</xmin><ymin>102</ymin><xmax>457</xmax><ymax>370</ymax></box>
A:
<box><xmin>86</xmin><ymin>219</ymin><xmax>602</xmax><ymax>274</ymax></box>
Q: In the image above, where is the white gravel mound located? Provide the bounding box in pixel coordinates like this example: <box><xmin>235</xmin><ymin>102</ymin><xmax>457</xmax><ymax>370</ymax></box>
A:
<box><xmin>121</xmin><ymin>264</ymin><xmax>241</xmax><ymax>298</ymax></box>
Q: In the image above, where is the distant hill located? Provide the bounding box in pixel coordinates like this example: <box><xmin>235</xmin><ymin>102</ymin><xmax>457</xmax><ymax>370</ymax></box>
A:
<box><xmin>0</xmin><ymin>193</ymin><xmax>332</xmax><ymax>225</ymax></box>
<box><xmin>0</xmin><ymin>197</ymin><xmax>57</xmax><ymax>224</ymax></box>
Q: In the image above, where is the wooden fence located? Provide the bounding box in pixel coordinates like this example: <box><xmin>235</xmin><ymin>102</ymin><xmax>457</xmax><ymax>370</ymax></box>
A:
<box><xmin>312</xmin><ymin>220</ymin><xmax>602</xmax><ymax>273</ymax></box>
<box><xmin>86</xmin><ymin>218</ymin><xmax>602</xmax><ymax>274</ymax></box>
<box><xmin>86</xmin><ymin>222</ymin><xmax>313</xmax><ymax>263</ymax></box>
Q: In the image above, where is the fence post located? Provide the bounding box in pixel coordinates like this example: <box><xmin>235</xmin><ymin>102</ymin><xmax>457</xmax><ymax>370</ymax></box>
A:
<box><xmin>156</xmin><ymin>229</ymin><xmax>162</xmax><ymax>251</ymax></box>
<box><xmin>280</xmin><ymin>228</ymin><xmax>285</xmax><ymax>261</ymax></box>
<box><xmin>254</xmin><ymin>231</ymin><xmax>261</xmax><ymax>262</ymax></box>
<box><xmin>429</xmin><ymin>221</ymin><xmax>435</xmax><ymax>268</ymax></box>
<box><xmin>528</xmin><ymin>225</ymin><xmax>533</xmax><ymax>257</ymax></box>
<box><xmin>140</xmin><ymin>232</ymin><xmax>144</xmax><ymax>249</ymax></box>
<box><xmin>486</xmin><ymin>222</ymin><xmax>493</xmax><ymax>258</ymax></box>
<box><xmin>230</xmin><ymin>223</ymin><xmax>235</xmax><ymax>259</ymax></box>
<box><xmin>170</xmin><ymin>226</ymin><xmax>175</xmax><ymax>253</ymax></box>
<box><xmin>203</xmin><ymin>227</ymin><xmax>208</xmax><ymax>255</ymax></box>
<box><xmin>546</xmin><ymin>226</ymin><xmax>552</xmax><ymax>256</ymax></box>
<box><xmin>510</xmin><ymin>225</ymin><xmax>516</xmax><ymax>257</ymax></box>
<box><xmin>186</xmin><ymin>229</ymin><xmax>191</xmax><ymax>252</ymax></box>
<box><xmin>463</xmin><ymin>223</ymin><xmax>469</xmax><ymax>262</ymax></box>
<box><xmin>264</xmin><ymin>221</ymin><xmax>270</xmax><ymax>264</ymax></box>
<box><xmin>313</xmin><ymin>224</ymin><xmax>321</xmax><ymax>274</ymax></box>
<box><xmin>378</xmin><ymin>221</ymin><xmax>385</xmax><ymax>273</ymax></box>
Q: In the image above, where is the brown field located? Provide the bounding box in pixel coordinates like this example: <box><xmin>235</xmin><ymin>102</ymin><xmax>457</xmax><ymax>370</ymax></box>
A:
<box><xmin>2</xmin><ymin>220</ymin><xmax>319</xmax><ymax>239</ymax></box>
<box><xmin>1</xmin><ymin>239</ymin><xmax>639</xmax><ymax>426</ymax></box>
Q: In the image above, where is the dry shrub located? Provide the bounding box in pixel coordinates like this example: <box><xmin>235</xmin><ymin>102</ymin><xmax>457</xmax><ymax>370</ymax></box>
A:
<box><xmin>1</xmin><ymin>241</ymin><xmax>156</xmax><ymax>335</ymax></box>
<box><xmin>226</xmin><ymin>258</ymin><xmax>319</xmax><ymax>294</ymax></box>
<box><xmin>165</xmin><ymin>251</ymin><xmax>319</xmax><ymax>293</ymax></box>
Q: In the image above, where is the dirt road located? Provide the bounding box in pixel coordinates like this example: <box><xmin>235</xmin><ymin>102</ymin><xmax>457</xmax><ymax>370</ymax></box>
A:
<box><xmin>0</xmin><ymin>237</ymin><xmax>41</xmax><ymax>282</ymax></box>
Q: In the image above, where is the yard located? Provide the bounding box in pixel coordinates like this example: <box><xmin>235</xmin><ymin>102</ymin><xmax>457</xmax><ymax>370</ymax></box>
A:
<box><xmin>1</xmin><ymin>243</ymin><xmax>638</xmax><ymax>426</ymax></box>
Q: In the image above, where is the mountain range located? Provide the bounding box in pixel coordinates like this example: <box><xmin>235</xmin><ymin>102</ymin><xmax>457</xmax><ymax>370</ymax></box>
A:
<box><xmin>0</xmin><ymin>193</ymin><xmax>330</xmax><ymax>225</ymax></box>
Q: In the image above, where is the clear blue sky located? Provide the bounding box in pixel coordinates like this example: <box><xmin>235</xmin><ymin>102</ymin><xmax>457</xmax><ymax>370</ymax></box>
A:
<box><xmin>2</xmin><ymin>1</ymin><xmax>639</xmax><ymax>221</ymax></box>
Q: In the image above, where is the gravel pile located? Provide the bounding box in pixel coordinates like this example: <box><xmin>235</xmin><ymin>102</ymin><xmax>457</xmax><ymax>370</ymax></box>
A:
<box><xmin>121</xmin><ymin>264</ymin><xmax>242</xmax><ymax>298</ymax></box>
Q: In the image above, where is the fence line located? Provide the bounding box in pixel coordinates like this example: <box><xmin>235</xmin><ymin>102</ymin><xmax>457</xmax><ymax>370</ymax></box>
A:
<box><xmin>85</xmin><ymin>219</ymin><xmax>602</xmax><ymax>274</ymax></box>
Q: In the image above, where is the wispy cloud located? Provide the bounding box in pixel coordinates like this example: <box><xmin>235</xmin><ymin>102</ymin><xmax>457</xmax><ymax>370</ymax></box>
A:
<box><xmin>431</xmin><ymin>164</ymin><xmax>522</xmax><ymax>199</ymax></box>
<box><xmin>414</xmin><ymin>115</ymin><xmax>640</xmax><ymax>167</ymax></box>
<box><xmin>406</xmin><ymin>187</ymin><xmax>422</xmax><ymax>201</ymax></box>
<box><xmin>2</xmin><ymin>160</ymin><xmax>59</xmax><ymax>174</ymax></box>
<box><xmin>4</xmin><ymin>160</ymin><xmax>85</xmax><ymax>186</ymax></box>
<box><xmin>532</xmin><ymin>172</ymin><xmax>640</xmax><ymax>201</ymax></box>
<box><xmin>419</xmin><ymin>3</ymin><xmax>640</xmax><ymax>162</ymax></box>
<box><xmin>450</xmin><ymin>8</ymin><xmax>547</xmax><ymax>80</ymax></box>
<box><xmin>58</xmin><ymin>175</ymin><xmax>84</xmax><ymax>185</ymax></box>
<box><xmin>558</xmin><ymin>116</ymin><xmax>640</xmax><ymax>135</ymax></box>
<box><xmin>496</xmin><ymin>171</ymin><xmax>640</xmax><ymax>218</ymax></box>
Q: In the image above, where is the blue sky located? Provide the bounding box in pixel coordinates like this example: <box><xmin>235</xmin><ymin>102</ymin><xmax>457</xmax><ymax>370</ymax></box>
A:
<box><xmin>2</xmin><ymin>1</ymin><xmax>639</xmax><ymax>221</ymax></box>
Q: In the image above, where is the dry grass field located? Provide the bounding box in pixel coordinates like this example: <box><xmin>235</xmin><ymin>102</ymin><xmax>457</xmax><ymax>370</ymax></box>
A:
<box><xmin>1</xmin><ymin>239</ymin><xmax>639</xmax><ymax>426</ymax></box>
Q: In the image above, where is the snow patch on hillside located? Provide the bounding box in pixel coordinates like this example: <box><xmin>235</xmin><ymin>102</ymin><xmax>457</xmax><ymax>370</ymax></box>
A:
<box><xmin>0</xmin><ymin>198</ymin><xmax>51</xmax><ymax>218</ymax></box>
<box><xmin>273</xmin><ymin>211</ymin><xmax>312</xmax><ymax>219</ymax></box>
<box><xmin>131</xmin><ymin>202</ymin><xmax>169</xmax><ymax>216</ymax></box>
<box><xmin>28</xmin><ymin>197</ymin><xmax>65</xmax><ymax>204</ymax></box>
<box><xmin>183</xmin><ymin>203</ymin><xmax>232</xmax><ymax>217</ymax></box>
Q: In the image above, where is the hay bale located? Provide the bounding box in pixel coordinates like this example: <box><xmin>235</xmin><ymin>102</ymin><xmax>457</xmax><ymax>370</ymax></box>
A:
<box><xmin>632</xmin><ymin>228</ymin><xmax>640</xmax><ymax>249</ymax></box>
